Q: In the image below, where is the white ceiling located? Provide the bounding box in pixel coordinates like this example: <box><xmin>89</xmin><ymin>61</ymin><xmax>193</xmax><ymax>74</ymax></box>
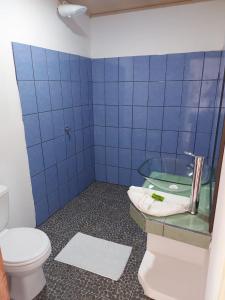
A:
<box><xmin>68</xmin><ymin>0</ymin><xmax>209</xmax><ymax>17</ymax></box>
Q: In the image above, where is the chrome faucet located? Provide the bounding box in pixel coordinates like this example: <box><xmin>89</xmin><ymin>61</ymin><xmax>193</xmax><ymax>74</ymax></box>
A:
<box><xmin>184</xmin><ymin>152</ymin><xmax>204</xmax><ymax>215</ymax></box>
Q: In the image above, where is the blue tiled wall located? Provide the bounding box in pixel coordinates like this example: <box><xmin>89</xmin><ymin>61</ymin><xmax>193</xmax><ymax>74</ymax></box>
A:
<box><xmin>12</xmin><ymin>43</ymin><xmax>95</xmax><ymax>225</ymax></box>
<box><xmin>93</xmin><ymin>51</ymin><xmax>225</xmax><ymax>186</ymax></box>
<box><xmin>12</xmin><ymin>42</ymin><xmax>225</xmax><ymax>225</ymax></box>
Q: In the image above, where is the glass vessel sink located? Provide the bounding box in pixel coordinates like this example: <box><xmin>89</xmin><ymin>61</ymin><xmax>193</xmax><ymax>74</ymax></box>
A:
<box><xmin>138</xmin><ymin>157</ymin><xmax>211</xmax><ymax>195</ymax></box>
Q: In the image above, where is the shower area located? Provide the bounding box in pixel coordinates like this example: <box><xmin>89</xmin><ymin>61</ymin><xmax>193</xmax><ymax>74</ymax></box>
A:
<box><xmin>12</xmin><ymin>42</ymin><xmax>225</xmax><ymax>226</ymax></box>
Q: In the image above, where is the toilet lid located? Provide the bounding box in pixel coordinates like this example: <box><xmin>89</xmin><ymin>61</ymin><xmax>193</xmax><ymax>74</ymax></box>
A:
<box><xmin>0</xmin><ymin>228</ymin><xmax>50</xmax><ymax>265</ymax></box>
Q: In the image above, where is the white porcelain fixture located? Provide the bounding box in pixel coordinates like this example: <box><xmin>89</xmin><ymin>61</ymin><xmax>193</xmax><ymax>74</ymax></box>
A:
<box><xmin>58</xmin><ymin>3</ymin><xmax>87</xmax><ymax>18</ymax></box>
<box><xmin>0</xmin><ymin>185</ymin><xmax>51</xmax><ymax>300</ymax></box>
<box><xmin>138</xmin><ymin>234</ymin><xmax>209</xmax><ymax>300</ymax></box>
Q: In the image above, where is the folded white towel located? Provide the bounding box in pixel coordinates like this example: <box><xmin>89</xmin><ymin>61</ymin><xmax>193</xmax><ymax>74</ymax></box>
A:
<box><xmin>127</xmin><ymin>186</ymin><xmax>190</xmax><ymax>217</ymax></box>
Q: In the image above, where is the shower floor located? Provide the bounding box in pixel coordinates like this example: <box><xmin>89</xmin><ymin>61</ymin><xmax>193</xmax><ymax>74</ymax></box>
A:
<box><xmin>35</xmin><ymin>182</ymin><xmax>150</xmax><ymax>300</ymax></box>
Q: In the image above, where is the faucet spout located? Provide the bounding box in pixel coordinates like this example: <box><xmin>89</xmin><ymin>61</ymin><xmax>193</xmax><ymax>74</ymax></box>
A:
<box><xmin>184</xmin><ymin>152</ymin><xmax>204</xmax><ymax>215</ymax></box>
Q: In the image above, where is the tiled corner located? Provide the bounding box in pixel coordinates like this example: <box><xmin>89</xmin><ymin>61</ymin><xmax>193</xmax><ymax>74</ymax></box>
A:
<box><xmin>13</xmin><ymin>42</ymin><xmax>95</xmax><ymax>226</ymax></box>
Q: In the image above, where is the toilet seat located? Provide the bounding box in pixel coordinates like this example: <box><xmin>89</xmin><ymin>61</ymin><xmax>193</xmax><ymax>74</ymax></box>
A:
<box><xmin>0</xmin><ymin>228</ymin><xmax>51</xmax><ymax>268</ymax></box>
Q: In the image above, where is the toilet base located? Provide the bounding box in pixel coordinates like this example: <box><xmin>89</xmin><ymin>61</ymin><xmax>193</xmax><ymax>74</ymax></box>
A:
<box><xmin>9</xmin><ymin>267</ymin><xmax>46</xmax><ymax>300</ymax></box>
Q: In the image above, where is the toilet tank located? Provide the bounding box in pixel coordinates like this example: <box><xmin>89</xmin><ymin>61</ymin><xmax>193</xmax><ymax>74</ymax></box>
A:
<box><xmin>0</xmin><ymin>186</ymin><xmax>9</xmax><ymax>231</ymax></box>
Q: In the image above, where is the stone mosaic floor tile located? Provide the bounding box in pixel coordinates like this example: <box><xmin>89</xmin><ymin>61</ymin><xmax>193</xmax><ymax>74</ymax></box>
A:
<box><xmin>35</xmin><ymin>182</ymin><xmax>150</xmax><ymax>300</ymax></box>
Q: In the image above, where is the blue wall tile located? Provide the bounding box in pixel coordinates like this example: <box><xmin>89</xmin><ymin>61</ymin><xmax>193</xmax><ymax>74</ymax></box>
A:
<box><xmin>74</xmin><ymin>107</ymin><xmax>83</xmax><ymax>129</ymax></box>
<box><xmin>119</xmin><ymin>148</ymin><xmax>131</xmax><ymax>168</ymax></box>
<box><xmin>119</xmin><ymin>57</ymin><xmax>133</xmax><ymax>81</ymax></box>
<box><xmin>134</xmin><ymin>56</ymin><xmax>149</xmax><ymax>81</ymax></box>
<box><xmin>92</xmin><ymin>59</ymin><xmax>104</xmax><ymax>82</ymax></box>
<box><xmin>61</xmin><ymin>81</ymin><xmax>72</xmax><ymax>108</ymax></box>
<box><xmin>42</xmin><ymin>140</ymin><xmax>56</xmax><ymax>168</ymax></box>
<box><xmin>106</xmin><ymin>147</ymin><xmax>118</xmax><ymax>166</ymax></box>
<box><xmin>199</xmin><ymin>81</ymin><xmax>217</xmax><ymax>108</ymax></box>
<box><xmin>72</xmin><ymin>82</ymin><xmax>81</xmax><ymax>106</ymax></box>
<box><xmin>23</xmin><ymin>114</ymin><xmax>41</xmax><ymax>147</ymax></box>
<box><xmin>133</xmin><ymin>82</ymin><xmax>148</xmax><ymax>106</ymax></box>
<box><xmin>161</xmin><ymin>131</ymin><xmax>178</xmax><ymax>154</ymax></box>
<box><xmin>66</xmin><ymin>133</ymin><xmax>76</xmax><ymax>158</ymax></box>
<box><xmin>194</xmin><ymin>133</ymin><xmax>211</xmax><ymax>156</ymax></box>
<box><xmin>220</xmin><ymin>51</ymin><xmax>225</xmax><ymax>79</ymax></box>
<box><xmin>46</xmin><ymin>49</ymin><xmax>60</xmax><ymax>80</ymax></box>
<box><xmin>132</xmin><ymin>129</ymin><xmax>146</xmax><ymax>150</ymax></box>
<box><xmin>39</xmin><ymin>111</ymin><xmax>54</xmax><ymax>141</ymax></box>
<box><xmin>179</xmin><ymin>108</ymin><xmax>198</xmax><ymax>132</ymax></box>
<box><xmin>18</xmin><ymin>81</ymin><xmax>37</xmax><ymax>115</ymax></box>
<box><xmin>45</xmin><ymin>165</ymin><xmax>58</xmax><ymax>194</ymax></box>
<box><xmin>27</xmin><ymin>144</ymin><xmax>44</xmax><ymax>176</ymax></box>
<box><xmin>131</xmin><ymin>170</ymin><xmax>144</xmax><ymax>186</ymax></box>
<box><xmin>119</xmin><ymin>128</ymin><xmax>132</xmax><ymax>148</ymax></box>
<box><xmin>119</xmin><ymin>168</ymin><xmax>131</xmax><ymax>186</ymax></box>
<box><xmin>149</xmin><ymin>82</ymin><xmax>165</xmax><ymax>106</ymax></box>
<box><xmin>47</xmin><ymin>189</ymin><xmax>60</xmax><ymax>215</ymax></box>
<box><xmin>75</xmin><ymin>129</ymin><xmax>84</xmax><ymax>152</ymax></box>
<box><xmin>106</xmin><ymin>127</ymin><xmax>118</xmax><ymax>147</ymax></box>
<box><xmin>12</xmin><ymin>43</ymin><xmax>33</xmax><ymax>80</ymax></box>
<box><xmin>59</xmin><ymin>182</ymin><xmax>70</xmax><ymax>207</ymax></box>
<box><xmin>35</xmin><ymin>199</ymin><xmax>49</xmax><ymax>226</ymax></box>
<box><xmin>147</xmin><ymin>107</ymin><xmax>163</xmax><ymax>130</ymax></box>
<box><xmin>107</xmin><ymin>166</ymin><xmax>118</xmax><ymax>184</ymax></box>
<box><xmin>119</xmin><ymin>82</ymin><xmax>133</xmax><ymax>105</ymax></box>
<box><xmin>80</xmin><ymin>57</ymin><xmax>88</xmax><ymax>82</ymax></box>
<box><xmin>93</xmin><ymin>82</ymin><xmax>104</xmax><ymax>104</ymax></box>
<box><xmin>94</xmin><ymin>126</ymin><xmax>105</xmax><ymax>146</ymax></box>
<box><xmin>95</xmin><ymin>164</ymin><xmax>106</xmax><ymax>181</ymax></box>
<box><xmin>146</xmin><ymin>130</ymin><xmax>161</xmax><ymax>152</ymax></box>
<box><xmin>105</xmin><ymin>83</ymin><xmax>118</xmax><ymax>105</ymax></box>
<box><xmin>182</xmin><ymin>81</ymin><xmax>201</xmax><ymax>107</ymax></box>
<box><xmin>59</xmin><ymin>52</ymin><xmax>71</xmax><ymax>80</ymax></box>
<box><xmin>49</xmin><ymin>81</ymin><xmax>63</xmax><ymax>110</ymax></box>
<box><xmin>197</xmin><ymin>108</ymin><xmax>214</xmax><ymax>133</ymax></box>
<box><xmin>54</xmin><ymin>136</ymin><xmax>66</xmax><ymax>162</ymax></box>
<box><xmin>184</xmin><ymin>52</ymin><xmax>204</xmax><ymax>80</ymax></box>
<box><xmin>105</xmin><ymin>58</ymin><xmax>118</xmax><ymax>81</ymax></box>
<box><xmin>132</xmin><ymin>150</ymin><xmax>145</xmax><ymax>169</ymax></box>
<box><xmin>70</xmin><ymin>54</ymin><xmax>80</xmax><ymax>81</ymax></box>
<box><xmin>203</xmin><ymin>51</ymin><xmax>221</xmax><ymax>80</ymax></box>
<box><xmin>94</xmin><ymin>105</ymin><xmax>105</xmax><ymax>126</ymax></box>
<box><xmin>106</xmin><ymin>106</ymin><xmax>118</xmax><ymax>127</ymax></box>
<box><xmin>163</xmin><ymin>107</ymin><xmax>180</xmax><ymax>131</ymax></box>
<box><xmin>119</xmin><ymin>106</ymin><xmax>132</xmax><ymax>128</ymax></box>
<box><xmin>35</xmin><ymin>81</ymin><xmax>51</xmax><ymax>112</ymax></box>
<box><xmin>150</xmin><ymin>55</ymin><xmax>166</xmax><ymax>81</ymax></box>
<box><xmin>95</xmin><ymin>146</ymin><xmax>105</xmax><ymax>164</ymax></box>
<box><xmin>31</xmin><ymin>172</ymin><xmax>46</xmax><ymax>205</ymax></box>
<box><xmin>177</xmin><ymin>132</ymin><xmax>195</xmax><ymax>154</ymax></box>
<box><xmin>166</xmin><ymin>53</ymin><xmax>185</xmax><ymax>80</ymax></box>
<box><xmin>133</xmin><ymin>106</ymin><xmax>147</xmax><ymax>129</ymax></box>
<box><xmin>165</xmin><ymin>81</ymin><xmax>182</xmax><ymax>106</ymax></box>
<box><xmin>31</xmin><ymin>46</ymin><xmax>48</xmax><ymax>80</ymax></box>
<box><xmin>64</xmin><ymin>108</ymin><xmax>74</xmax><ymax>131</ymax></box>
<box><xmin>52</xmin><ymin>110</ymin><xmax>64</xmax><ymax>137</ymax></box>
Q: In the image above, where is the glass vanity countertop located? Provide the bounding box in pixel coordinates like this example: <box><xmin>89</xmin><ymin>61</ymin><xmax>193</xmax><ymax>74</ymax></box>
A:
<box><xmin>130</xmin><ymin>180</ymin><xmax>211</xmax><ymax>249</ymax></box>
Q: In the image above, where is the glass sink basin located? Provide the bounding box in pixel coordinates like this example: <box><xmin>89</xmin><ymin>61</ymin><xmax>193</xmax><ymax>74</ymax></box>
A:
<box><xmin>138</xmin><ymin>157</ymin><xmax>211</xmax><ymax>194</ymax></box>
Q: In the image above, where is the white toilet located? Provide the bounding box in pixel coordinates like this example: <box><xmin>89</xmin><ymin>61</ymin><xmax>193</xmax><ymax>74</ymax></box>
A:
<box><xmin>0</xmin><ymin>185</ymin><xmax>51</xmax><ymax>300</ymax></box>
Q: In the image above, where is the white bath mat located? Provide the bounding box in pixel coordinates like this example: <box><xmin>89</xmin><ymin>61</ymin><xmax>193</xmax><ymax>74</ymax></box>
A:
<box><xmin>55</xmin><ymin>232</ymin><xmax>132</xmax><ymax>281</ymax></box>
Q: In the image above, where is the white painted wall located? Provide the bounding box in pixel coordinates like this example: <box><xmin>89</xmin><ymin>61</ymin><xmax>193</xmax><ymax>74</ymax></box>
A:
<box><xmin>90</xmin><ymin>0</ymin><xmax>225</xmax><ymax>58</ymax></box>
<box><xmin>0</xmin><ymin>0</ymin><xmax>90</xmax><ymax>228</ymax></box>
<box><xmin>205</xmin><ymin>147</ymin><xmax>225</xmax><ymax>300</ymax></box>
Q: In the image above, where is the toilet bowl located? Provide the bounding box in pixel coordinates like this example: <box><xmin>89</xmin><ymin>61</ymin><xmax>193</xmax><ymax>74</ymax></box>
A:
<box><xmin>0</xmin><ymin>227</ymin><xmax>51</xmax><ymax>300</ymax></box>
<box><xmin>0</xmin><ymin>186</ymin><xmax>51</xmax><ymax>300</ymax></box>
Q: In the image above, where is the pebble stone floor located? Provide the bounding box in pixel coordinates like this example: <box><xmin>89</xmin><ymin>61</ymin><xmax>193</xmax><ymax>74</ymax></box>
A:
<box><xmin>35</xmin><ymin>182</ymin><xmax>152</xmax><ymax>300</ymax></box>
